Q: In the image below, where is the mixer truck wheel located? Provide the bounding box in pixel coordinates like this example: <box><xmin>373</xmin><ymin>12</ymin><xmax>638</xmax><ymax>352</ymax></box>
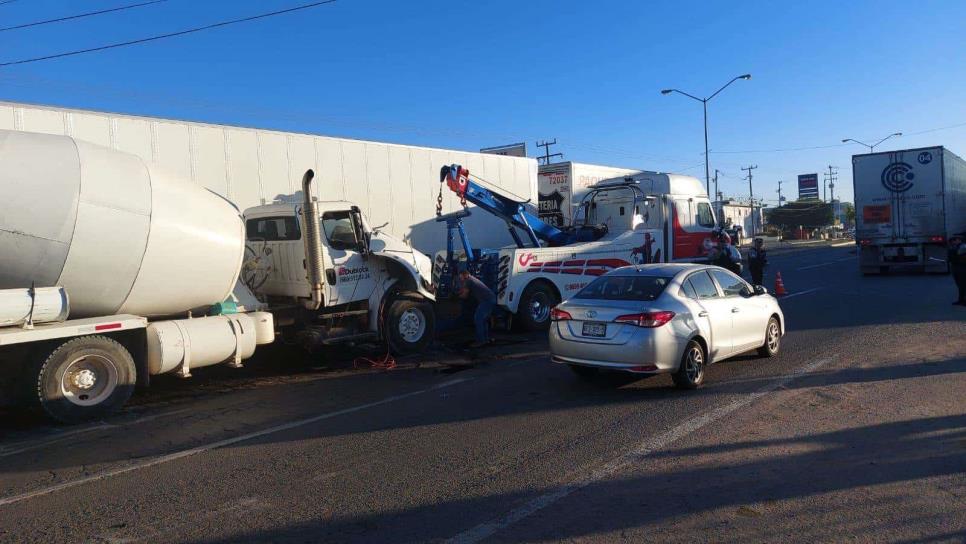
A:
<box><xmin>32</xmin><ymin>336</ymin><xmax>136</xmax><ymax>424</ymax></box>
<box><xmin>386</xmin><ymin>296</ymin><xmax>436</xmax><ymax>355</ymax></box>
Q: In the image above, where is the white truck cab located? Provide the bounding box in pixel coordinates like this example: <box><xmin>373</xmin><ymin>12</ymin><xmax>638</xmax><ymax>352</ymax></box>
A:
<box><xmin>243</xmin><ymin>173</ymin><xmax>436</xmax><ymax>354</ymax></box>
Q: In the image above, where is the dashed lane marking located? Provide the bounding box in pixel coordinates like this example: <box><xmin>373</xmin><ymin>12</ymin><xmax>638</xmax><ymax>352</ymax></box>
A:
<box><xmin>780</xmin><ymin>287</ymin><xmax>823</xmax><ymax>299</ymax></box>
<box><xmin>445</xmin><ymin>356</ymin><xmax>836</xmax><ymax>544</ymax></box>
<box><xmin>796</xmin><ymin>256</ymin><xmax>857</xmax><ymax>271</ymax></box>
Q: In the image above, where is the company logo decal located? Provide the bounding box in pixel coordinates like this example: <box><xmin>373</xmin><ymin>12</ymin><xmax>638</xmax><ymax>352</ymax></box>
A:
<box><xmin>585</xmin><ymin>310</ymin><xmax>597</xmax><ymax>318</ymax></box>
<box><xmin>881</xmin><ymin>162</ymin><xmax>915</xmax><ymax>193</ymax></box>
<box><xmin>518</xmin><ymin>253</ymin><xmax>537</xmax><ymax>267</ymax></box>
<box><xmin>337</xmin><ymin>265</ymin><xmax>370</xmax><ymax>282</ymax></box>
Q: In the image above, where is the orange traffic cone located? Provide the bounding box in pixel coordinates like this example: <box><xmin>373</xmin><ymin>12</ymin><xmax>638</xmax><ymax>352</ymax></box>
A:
<box><xmin>774</xmin><ymin>271</ymin><xmax>787</xmax><ymax>296</ymax></box>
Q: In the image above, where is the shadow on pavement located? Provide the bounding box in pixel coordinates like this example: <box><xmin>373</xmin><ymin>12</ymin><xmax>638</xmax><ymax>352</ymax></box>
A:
<box><xmin>185</xmin><ymin>412</ymin><xmax>966</xmax><ymax>543</ymax></box>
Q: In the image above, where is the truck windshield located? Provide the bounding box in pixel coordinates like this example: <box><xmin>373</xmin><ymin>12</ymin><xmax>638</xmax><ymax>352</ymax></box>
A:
<box><xmin>697</xmin><ymin>202</ymin><xmax>715</xmax><ymax>228</ymax></box>
<box><xmin>574</xmin><ymin>275</ymin><xmax>671</xmax><ymax>301</ymax></box>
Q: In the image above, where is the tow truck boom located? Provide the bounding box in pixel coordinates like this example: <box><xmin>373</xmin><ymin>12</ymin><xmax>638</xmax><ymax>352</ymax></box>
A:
<box><xmin>438</xmin><ymin>164</ymin><xmax>573</xmax><ymax>248</ymax></box>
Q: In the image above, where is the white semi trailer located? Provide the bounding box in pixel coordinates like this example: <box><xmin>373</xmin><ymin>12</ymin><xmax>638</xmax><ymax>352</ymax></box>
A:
<box><xmin>0</xmin><ymin>129</ymin><xmax>437</xmax><ymax>423</ymax></box>
<box><xmin>852</xmin><ymin>146</ymin><xmax>966</xmax><ymax>273</ymax></box>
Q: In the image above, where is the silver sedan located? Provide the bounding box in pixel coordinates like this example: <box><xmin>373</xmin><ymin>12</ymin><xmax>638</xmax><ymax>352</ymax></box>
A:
<box><xmin>549</xmin><ymin>264</ymin><xmax>784</xmax><ymax>388</ymax></box>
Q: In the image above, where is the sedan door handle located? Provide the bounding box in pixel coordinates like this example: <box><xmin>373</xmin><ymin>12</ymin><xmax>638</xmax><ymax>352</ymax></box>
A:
<box><xmin>697</xmin><ymin>311</ymin><xmax>709</xmax><ymax>317</ymax></box>
<box><xmin>731</xmin><ymin>307</ymin><xmax>740</xmax><ymax>313</ymax></box>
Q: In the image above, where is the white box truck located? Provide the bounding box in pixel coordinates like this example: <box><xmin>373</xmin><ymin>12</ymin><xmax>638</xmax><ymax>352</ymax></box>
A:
<box><xmin>852</xmin><ymin>146</ymin><xmax>966</xmax><ymax>273</ymax></box>
<box><xmin>537</xmin><ymin>162</ymin><xmax>640</xmax><ymax>228</ymax></box>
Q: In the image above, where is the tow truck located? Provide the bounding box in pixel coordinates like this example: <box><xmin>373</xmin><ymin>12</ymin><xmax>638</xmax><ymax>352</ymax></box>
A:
<box><xmin>432</xmin><ymin>165</ymin><xmax>720</xmax><ymax>330</ymax></box>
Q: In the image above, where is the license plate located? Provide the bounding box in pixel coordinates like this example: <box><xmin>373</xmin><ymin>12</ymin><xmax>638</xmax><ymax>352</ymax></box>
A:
<box><xmin>582</xmin><ymin>322</ymin><xmax>607</xmax><ymax>337</ymax></box>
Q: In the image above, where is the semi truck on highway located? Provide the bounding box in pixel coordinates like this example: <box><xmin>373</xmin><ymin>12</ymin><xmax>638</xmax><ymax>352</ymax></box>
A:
<box><xmin>434</xmin><ymin>165</ymin><xmax>720</xmax><ymax>330</ymax></box>
<box><xmin>0</xmin><ymin>129</ymin><xmax>436</xmax><ymax>423</ymax></box>
<box><xmin>852</xmin><ymin>146</ymin><xmax>966</xmax><ymax>274</ymax></box>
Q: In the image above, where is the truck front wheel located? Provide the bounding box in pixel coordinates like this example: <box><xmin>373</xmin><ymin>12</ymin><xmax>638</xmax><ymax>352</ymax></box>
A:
<box><xmin>386</xmin><ymin>296</ymin><xmax>436</xmax><ymax>355</ymax></box>
<box><xmin>517</xmin><ymin>282</ymin><xmax>559</xmax><ymax>332</ymax></box>
<box><xmin>33</xmin><ymin>336</ymin><xmax>136</xmax><ymax>424</ymax></box>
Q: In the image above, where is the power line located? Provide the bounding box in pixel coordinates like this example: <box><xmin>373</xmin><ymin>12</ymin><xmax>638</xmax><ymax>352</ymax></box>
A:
<box><xmin>712</xmin><ymin>142</ymin><xmax>850</xmax><ymax>154</ymax></box>
<box><xmin>0</xmin><ymin>1</ymin><xmax>168</xmax><ymax>33</ymax></box>
<box><xmin>0</xmin><ymin>0</ymin><xmax>338</xmax><ymax>68</ymax></box>
<box><xmin>906</xmin><ymin>121</ymin><xmax>966</xmax><ymax>136</ymax></box>
<box><xmin>0</xmin><ymin>0</ymin><xmax>21</xmax><ymax>6</ymax></box>
<box><xmin>711</xmin><ymin>120</ymin><xmax>966</xmax><ymax>155</ymax></box>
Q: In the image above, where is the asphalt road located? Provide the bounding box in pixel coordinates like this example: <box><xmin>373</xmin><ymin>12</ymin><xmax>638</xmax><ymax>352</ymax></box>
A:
<box><xmin>1</xmin><ymin>245</ymin><xmax>963</xmax><ymax>543</ymax></box>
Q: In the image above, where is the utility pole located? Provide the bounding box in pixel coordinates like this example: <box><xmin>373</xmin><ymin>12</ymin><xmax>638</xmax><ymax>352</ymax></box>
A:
<box><xmin>535</xmin><ymin>139</ymin><xmax>563</xmax><ymax>166</ymax></box>
<box><xmin>713</xmin><ymin>169</ymin><xmax>720</xmax><ymax>204</ymax></box>
<box><xmin>742</xmin><ymin>165</ymin><xmax>758</xmax><ymax>237</ymax></box>
<box><xmin>822</xmin><ymin>164</ymin><xmax>838</xmax><ymax>202</ymax></box>
<box><xmin>776</xmin><ymin>179</ymin><xmax>783</xmax><ymax>208</ymax></box>
<box><xmin>826</xmin><ymin>164</ymin><xmax>838</xmax><ymax>203</ymax></box>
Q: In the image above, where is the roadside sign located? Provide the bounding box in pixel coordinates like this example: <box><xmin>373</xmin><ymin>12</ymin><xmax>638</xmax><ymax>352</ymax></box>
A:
<box><xmin>798</xmin><ymin>174</ymin><xmax>819</xmax><ymax>200</ymax></box>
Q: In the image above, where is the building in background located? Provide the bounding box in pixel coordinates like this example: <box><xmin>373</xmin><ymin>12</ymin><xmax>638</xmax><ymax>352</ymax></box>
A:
<box><xmin>0</xmin><ymin>101</ymin><xmax>537</xmax><ymax>256</ymax></box>
<box><xmin>714</xmin><ymin>199</ymin><xmax>763</xmax><ymax>240</ymax></box>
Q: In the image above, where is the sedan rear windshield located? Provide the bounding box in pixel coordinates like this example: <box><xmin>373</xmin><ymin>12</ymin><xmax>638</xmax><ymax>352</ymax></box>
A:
<box><xmin>574</xmin><ymin>275</ymin><xmax>671</xmax><ymax>301</ymax></box>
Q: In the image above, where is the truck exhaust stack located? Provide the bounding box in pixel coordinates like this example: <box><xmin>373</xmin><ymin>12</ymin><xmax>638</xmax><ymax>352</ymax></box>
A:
<box><xmin>300</xmin><ymin>169</ymin><xmax>325</xmax><ymax>310</ymax></box>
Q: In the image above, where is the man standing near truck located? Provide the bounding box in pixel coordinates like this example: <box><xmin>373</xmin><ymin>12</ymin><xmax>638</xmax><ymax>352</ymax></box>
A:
<box><xmin>949</xmin><ymin>234</ymin><xmax>966</xmax><ymax>306</ymax></box>
<box><xmin>459</xmin><ymin>267</ymin><xmax>496</xmax><ymax>347</ymax></box>
<box><xmin>747</xmin><ymin>237</ymin><xmax>768</xmax><ymax>286</ymax></box>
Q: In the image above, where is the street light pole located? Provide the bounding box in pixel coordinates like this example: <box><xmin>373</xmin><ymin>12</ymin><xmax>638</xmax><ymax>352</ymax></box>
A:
<box><xmin>703</xmin><ymin>101</ymin><xmax>710</xmax><ymax>199</ymax></box>
<box><xmin>841</xmin><ymin>132</ymin><xmax>902</xmax><ymax>153</ymax></box>
<box><xmin>661</xmin><ymin>74</ymin><xmax>751</xmax><ymax>198</ymax></box>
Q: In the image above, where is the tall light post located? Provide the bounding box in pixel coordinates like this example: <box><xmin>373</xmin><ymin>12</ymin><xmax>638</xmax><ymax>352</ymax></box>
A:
<box><xmin>841</xmin><ymin>132</ymin><xmax>902</xmax><ymax>152</ymax></box>
<box><xmin>661</xmin><ymin>74</ymin><xmax>752</xmax><ymax>197</ymax></box>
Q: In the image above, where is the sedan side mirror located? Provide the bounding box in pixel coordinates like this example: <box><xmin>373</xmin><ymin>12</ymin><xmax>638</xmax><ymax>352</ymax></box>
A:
<box><xmin>754</xmin><ymin>285</ymin><xmax>768</xmax><ymax>296</ymax></box>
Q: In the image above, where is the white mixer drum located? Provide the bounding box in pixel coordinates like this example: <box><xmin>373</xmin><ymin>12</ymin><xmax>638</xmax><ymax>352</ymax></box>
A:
<box><xmin>0</xmin><ymin>129</ymin><xmax>244</xmax><ymax>318</ymax></box>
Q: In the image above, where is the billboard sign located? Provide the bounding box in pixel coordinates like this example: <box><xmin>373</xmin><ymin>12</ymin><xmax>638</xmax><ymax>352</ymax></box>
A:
<box><xmin>798</xmin><ymin>173</ymin><xmax>819</xmax><ymax>200</ymax></box>
<box><xmin>480</xmin><ymin>142</ymin><xmax>527</xmax><ymax>158</ymax></box>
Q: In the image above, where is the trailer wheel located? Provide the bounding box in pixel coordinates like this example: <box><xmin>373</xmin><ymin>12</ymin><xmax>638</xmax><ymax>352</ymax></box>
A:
<box><xmin>386</xmin><ymin>296</ymin><xmax>436</xmax><ymax>355</ymax></box>
<box><xmin>33</xmin><ymin>336</ymin><xmax>136</xmax><ymax>424</ymax></box>
<box><xmin>517</xmin><ymin>282</ymin><xmax>559</xmax><ymax>332</ymax></box>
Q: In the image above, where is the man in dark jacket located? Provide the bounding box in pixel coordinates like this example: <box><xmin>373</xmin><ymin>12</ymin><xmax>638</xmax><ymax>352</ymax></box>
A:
<box><xmin>747</xmin><ymin>237</ymin><xmax>768</xmax><ymax>285</ymax></box>
<box><xmin>459</xmin><ymin>268</ymin><xmax>496</xmax><ymax>347</ymax></box>
<box><xmin>950</xmin><ymin>234</ymin><xmax>966</xmax><ymax>306</ymax></box>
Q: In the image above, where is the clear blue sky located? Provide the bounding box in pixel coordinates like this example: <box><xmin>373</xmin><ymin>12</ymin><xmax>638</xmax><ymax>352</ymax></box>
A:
<box><xmin>2</xmin><ymin>0</ymin><xmax>964</xmax><ymax>205</ymax></box>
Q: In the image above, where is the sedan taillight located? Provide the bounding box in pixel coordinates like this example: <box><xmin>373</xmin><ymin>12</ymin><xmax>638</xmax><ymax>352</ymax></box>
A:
<box><xmin>614</xmin><ymin>311</ymin><xmax>675</xmax><ymax>328</ymax></box>
<box><xmin>550</xmin><ymin>307</ymin><xmax>573</xmax><ymax>321</ymax></box>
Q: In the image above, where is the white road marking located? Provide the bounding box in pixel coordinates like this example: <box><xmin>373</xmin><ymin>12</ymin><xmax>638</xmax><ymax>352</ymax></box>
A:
<box><xmin>796</xmin><ymin>256</ymin><xmax>856</xmax><ymax>271</ymax></box>
<box><xmin>445</xmin><ymin>357</ymin><xmax>836</xmax><ymax>544</ymax></box>
<box><xmin>780</xmin><ymin>287</ymin><xmax>823</xmax><ymax>299</ymax></box>
<box><xmin>0</xmin><ymin>377</ymin><xmax>472</xmax><ymax>508</ymax></box>
<box><xmin>0</xmin><ymin>408</ymin><xmax>192</xmax><ymax>459</ymax></box>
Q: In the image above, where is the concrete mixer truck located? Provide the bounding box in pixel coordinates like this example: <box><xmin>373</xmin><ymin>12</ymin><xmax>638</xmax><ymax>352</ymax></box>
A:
<box><xmin>0</xmin><ymin>129</ymin><xmax>436</xmax><ymax>423</ymax></box>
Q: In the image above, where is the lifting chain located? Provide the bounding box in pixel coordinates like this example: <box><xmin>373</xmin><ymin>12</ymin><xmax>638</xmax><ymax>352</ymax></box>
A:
<box><xmin>435</xmin><ymin>185</ymin><xmax>444</xmax><ymax>217</ymax></box>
